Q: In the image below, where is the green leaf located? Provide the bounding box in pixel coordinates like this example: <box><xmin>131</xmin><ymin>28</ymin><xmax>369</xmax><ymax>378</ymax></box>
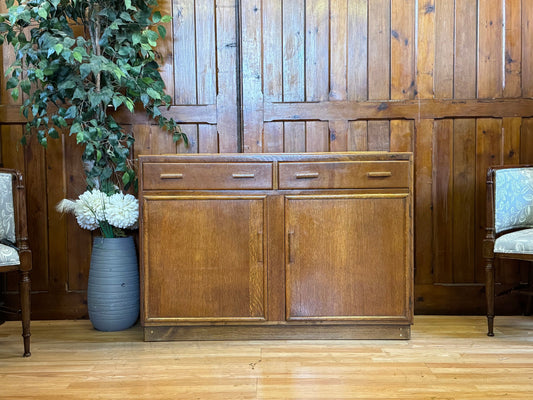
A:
<box><xmin>54</xmin><ymin>44</ymin><xmax>63</xmax><ymax>55</ymax></box>
<box><xmin>152</xmin><ymin>11</ymin><xmax>162</xmax><ymax>23</ymax></box>
<box><xmin>146</xmin><ymin>87</ymin><xmax>161</xmax><ymax>100</ymax></box>
<box><xmin>72</xmin><ymin>50</ymin><xmax>83</xmax><ymax>62</ymax></box>
<box><xmin>161</xmin><ymin>15</ymin><xmax>172</xmax><ymax>23</ymax></box>
<box><xmin>125</xmin><ymin>0</ymin><xmax>134</xmax><ymax>10</ymax></box>
<box><xmin>157</xmin><ymin>25</ymin><xmax>166</xmax><ymax>39</ymax></box>
<box><xmin>38</xmin><ymin>7</ymin><xmax>48</xmax><ymax>18</ymax></box>
<box><xmin>6</xmin><ymin>76</ymin><xmax>18</xmax><ymax>90</ymax></box>
<box><xmin>10</xmin><ymin>87</ymin><xmax>19</xmax><ymax>101</ymax></box>
<box><xmin>20</xmin><ymin>79</ymin><xmax>31</xmax><ymax>94</ymax></box>
<box><xmin>76</xmin><ymin>131</ymin><xmax>85</xmax><ymax>144</ymax></box>
<box><xmin>125</xmin><ymin>98</ymin><xmax>134</xmax><ymax>112</ymax></box>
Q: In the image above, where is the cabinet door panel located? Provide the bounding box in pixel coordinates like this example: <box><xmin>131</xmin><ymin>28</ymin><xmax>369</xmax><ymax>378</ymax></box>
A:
<box><xmin>142</xmin><ymin>196</ymin><xmax>267</xmax><ymax>322</ymax></box>
<box><xmin>285</xmin><ymin>194</ymin><xmax>410</xmax><ymax>320</ymax></box>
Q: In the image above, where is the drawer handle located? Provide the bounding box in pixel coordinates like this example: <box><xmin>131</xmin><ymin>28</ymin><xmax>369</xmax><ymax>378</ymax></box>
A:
<box><xmin>295</xmin><ymin>172</ymin><xmax>319</xmax><ymax>179</ymax></box>
<box><xmin>232</xmin><ymin>173</ymin><xmax>255</xmax><ymax>179</ymax></box>
<box><xmin>160</xmin><ymin>173</ymin><xmax>183</xmax><ymax>179</ymax></box>
<box><xmin>367</xmin><ymin>171</ymin><xmax>393</xmax><ymax>178</ymax></box>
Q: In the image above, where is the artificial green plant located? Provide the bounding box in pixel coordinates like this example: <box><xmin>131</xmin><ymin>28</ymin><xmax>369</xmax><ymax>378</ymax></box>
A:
<box><xmin>0</xmin><ymin>0</ymin><xmax>186</xmax><ymax>194</ymax></box>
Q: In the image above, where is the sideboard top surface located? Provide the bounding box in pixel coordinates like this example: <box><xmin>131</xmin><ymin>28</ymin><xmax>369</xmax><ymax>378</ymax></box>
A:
<box><xmin>139</xmin><ymin>152</ymin><xmax>412</xmax><ymax>164</ymax></box>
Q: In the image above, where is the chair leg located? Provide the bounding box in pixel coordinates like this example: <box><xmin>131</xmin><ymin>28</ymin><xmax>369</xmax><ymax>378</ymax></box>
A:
<box><xmin>19</xmin><ymin>270</ymin><xmax>31</xmax><ymax>357</ymax></box>
<box><xmin>486</xmin><ymin>257</ymin><xmax>495</xmax><ymax>336</ymax></box>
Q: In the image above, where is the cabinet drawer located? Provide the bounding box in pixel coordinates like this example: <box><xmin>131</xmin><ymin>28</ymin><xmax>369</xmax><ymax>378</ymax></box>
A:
<box><xmin>279</xmin><ymin>161</ymin><xmax>409</xmax><ymax>189</ymax></box>
<box><xmin>143</xmin><ymin>163</ymin><xmax>273</xmax><ymax>190</ymax></box>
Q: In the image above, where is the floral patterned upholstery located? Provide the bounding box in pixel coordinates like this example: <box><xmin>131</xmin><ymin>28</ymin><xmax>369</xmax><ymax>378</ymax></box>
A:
<box><xmin>494</xmin><ymin>228</ymin><xmax>533</xmax><ymax>254</ymax></box>
<box><xmin>0</xmin><ymin>172</ymin><xmax>19</xmax><ymax>266</ymax></box>
<box><xmin>494</xmin><ymin>168</ymin><xmax>533</xmax><ymax>234</ymax></box>
<box><xmin>0</xmin><ymin>243</ymin><xmax>19</xmax><ymax>266</ymax></box>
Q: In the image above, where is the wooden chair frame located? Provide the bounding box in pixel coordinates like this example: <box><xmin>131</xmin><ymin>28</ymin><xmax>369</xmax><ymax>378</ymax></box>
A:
<box><xmin>0</xmin><ymin>168</ymin><xmax>32</xmax><ymax>356</ymax></box>
<box><xmin>483</xmin><ymin>165</ymin><xmax>533</xmax><ymax>337</ymax></box>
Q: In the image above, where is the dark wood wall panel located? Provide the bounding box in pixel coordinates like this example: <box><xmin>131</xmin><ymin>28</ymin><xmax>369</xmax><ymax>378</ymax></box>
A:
<box><xmin>2</xmin><ymin>0</ymin><xmax>533</xmax><ymax>318</ymax></box>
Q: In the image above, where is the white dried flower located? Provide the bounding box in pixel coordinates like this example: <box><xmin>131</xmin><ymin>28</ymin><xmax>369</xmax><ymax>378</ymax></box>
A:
<box><xmin>73</xmin><ymin>189</ymin><xmax>107</xmax><ymax>230</ymax></box>
<box><xmin>106</xmin><ymin>192</ymin><xmax>139</xmax><ymax>229</ymax></box>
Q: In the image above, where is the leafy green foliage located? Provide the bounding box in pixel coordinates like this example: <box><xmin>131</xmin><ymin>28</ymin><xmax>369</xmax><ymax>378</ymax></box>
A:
<box><xmin>0</xmin><ymin>0</ymin><xmax>187</xmax><ymax>194</ymax></box>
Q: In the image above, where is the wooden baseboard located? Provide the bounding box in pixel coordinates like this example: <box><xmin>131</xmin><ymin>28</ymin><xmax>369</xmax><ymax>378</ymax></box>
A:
<box><xmin>143</xmin><ymin>324</ymin><xmax>411</xmax><ymax>341</ymax></box>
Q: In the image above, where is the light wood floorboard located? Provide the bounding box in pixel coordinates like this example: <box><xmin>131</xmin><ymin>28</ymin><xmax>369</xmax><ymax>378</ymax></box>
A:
<box><xmin>1</xmin><ymin>316</ymin><xmax>532</xmax><ymax>399</ymax></box>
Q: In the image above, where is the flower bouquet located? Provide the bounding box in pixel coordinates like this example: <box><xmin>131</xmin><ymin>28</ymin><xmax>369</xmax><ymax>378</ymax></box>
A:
<box><xmin>57</xmin><ymin>189</ymin><xmax>138</xmax><ymax>238</ymax></box>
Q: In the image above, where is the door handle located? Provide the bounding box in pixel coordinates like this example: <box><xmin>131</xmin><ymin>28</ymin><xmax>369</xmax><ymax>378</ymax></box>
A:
<box><xmin>288</xmin><ymin>231</ymin><xmax>295</xmax><ymax>264</ymax></box>
<box><xmin>232</xmin><ymin>173</ymin><xmax>255</xmax><ymax>179</ymax></box>
<box><xmin>160</xmin><ymin>173</ymin><xmax>183</xmax><ymax>179</ymax></box>
<box><xmin>367</xmin><ymin>171</ymin><xmax>393</xmax><ymax>178</ymax></box>
<box><xmin>295</xmin><ymin>172</ymin><xmax>319</xmax><ymax>179</ymax></box>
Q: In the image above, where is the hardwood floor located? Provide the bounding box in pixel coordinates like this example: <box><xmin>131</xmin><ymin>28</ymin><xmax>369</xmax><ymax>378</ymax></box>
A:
<box><xmin>1</xmin><ymin>316</ymin><xmax>532</xmax><ymax>399</ymax></box>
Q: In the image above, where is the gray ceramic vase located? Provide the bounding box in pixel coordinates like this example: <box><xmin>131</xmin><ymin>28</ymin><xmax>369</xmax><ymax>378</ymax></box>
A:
<box><xmin>88</xmin><ymin>236</ymin><xmax>139</xmax><ymax>331</ymax></box>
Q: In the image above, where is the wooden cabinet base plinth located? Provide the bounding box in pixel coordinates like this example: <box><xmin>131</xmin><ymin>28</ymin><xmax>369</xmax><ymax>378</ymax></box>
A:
<box><xmin>143</xmin><ymin>324</ymin><xmax>411</xmax><ymax>341</ymax></box>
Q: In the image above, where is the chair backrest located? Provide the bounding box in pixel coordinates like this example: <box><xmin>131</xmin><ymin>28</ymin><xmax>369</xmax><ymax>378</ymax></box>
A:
<box><xmin>0</xmin><ymin>172</ymin><xmax>16</xmax><ymax>243</ymax></box>
<box><xmin>494</xmin><ymin>167</ymin><xmax>533</xmax><ymax>234</ymax></box>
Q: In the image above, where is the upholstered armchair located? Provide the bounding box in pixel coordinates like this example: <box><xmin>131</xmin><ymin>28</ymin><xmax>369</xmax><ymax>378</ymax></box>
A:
<box><xmin>0</xmin><ymin>168</ymin><xmax>31</xmax><ymax>356</ymax></box>
<box><xmin>484</xmin><ymin>166</ymin><xmax>533</xmax><ymax>336</ymax></box>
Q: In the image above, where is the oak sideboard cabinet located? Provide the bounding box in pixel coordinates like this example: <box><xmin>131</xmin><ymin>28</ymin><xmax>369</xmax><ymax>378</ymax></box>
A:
<box><xmin>139</xmin><ymin>152</ymin><xmax>413</xmax><ymax>340</ymax></box>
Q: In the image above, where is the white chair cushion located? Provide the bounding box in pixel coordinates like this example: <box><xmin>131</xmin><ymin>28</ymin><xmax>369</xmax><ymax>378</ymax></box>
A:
<box><xmin>494</xmin><ymin>228</ymin><xmax>533</xmax><ymax>254</ymax></box>
<box><xmin>0</xmin><ymin>243</ymin><xmax>19</xmax><ymax>266</ymax></box>
<box><xmin>0</xmin><ymin>173</ymin><xmax>16</xmax><ymax>243</ymax></box>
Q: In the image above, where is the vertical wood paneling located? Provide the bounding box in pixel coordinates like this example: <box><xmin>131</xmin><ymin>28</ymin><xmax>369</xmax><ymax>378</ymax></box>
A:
<box><xmin>177</xmin><ymin>124</ymin><xmax>199</xmax><ymax>153</ymax></box>
<box><xmin>348</xmin><ymin>121</ymin><xmax>368</xmax><ymax>151</ymax></box>
<box><xmin>390</xmin><ymin>120</ymin><xmax>413</xmax><ymax>152</ymax></box>
<box><xmin>329</xmin><ymin>0</ymin><xmax>347</xmax><ymax>101</ymax></box>
<box><xmin>368</xmin><ymin>0</ymin><xmax>391</xmax><ymax>100</ymax></box>
<box><xmin>65</xmin><ymin>136</ymin><xmax>92</xmax><ymax>291</ymax></box>
<box><xmin>503</xmin><ymin>117</ymin><xmax>521</xmax><ymax>164</ymax></box>
<box><xmin>522</xmin><ymin>1</ymin><xmax>533</xmax><ymax>97</ymax></box>
<box><xmin>156</xmin><ymin>0</ymin><xmax>175</xmax><ymax>101</ymax></box>
<box><xmin>452</xmin><ymin>119</ymin><xmax>476</xmax><ymax>283</ymax></box>
<box><xmin>434</xmin><ymin>0</ymin><xmax>454</xmax><ymax>98</ymax></box>
<box><xmin>416</xmin><ymin>0</ymin><xmax>435</xmax><ymax>98</ymax></box>
<box><xmin>414</xmin><ymin>119</ymin><xmax>434</xmax><ymax>285</ymax></box>
<box><xmin>173</xmin><ymin>0</ymin><xmax>197</xmax><ymax>104</ymax></box>
<box><xmin>241</xmin><ymin>1</ymin><xmax>264</xmax><ymax>152</ymax></box>
<box><xmin>216</xmin><ymin>0</ymin><xmax>239</xmax><ymax>152</ymax></box>
<box><xmin>196</xmin><ymin>0</ymin><xmax>217</xmax><ymax>105</ymax></box>
<box><xmin>504</xmin><ymin>0</ymin><xmax>522</xmax><ymax>97</ymax></box>
<box><xmin>305</xmin><ymin>0</ymin><xmax>329</xmax><ymax>102</ymax></box>
<box><xmin>263</xmin><ymin>122</ymin><xmax>284</xmax><ymax>153</ymax></box>
<box><xmin>284</xmin><ymin>122</ymin><xmax>306</xmax><ymax>152</ymax></box>
<box><xmin>433</xmin><ymin>119</ymin><xmax>453</xmax><ymax>283</ymax></box>
<box><xmin>478</xmin><ymin>0</ymin><xmax>504</xmax><ymax>98</ymax></box>
<box><xmin>347</xmin><ymin>0</ymin><xmax>368</xmax><ymax>101</ymax></box>
<box><xmin>198</xmin><ymin>124</ymin><xmax>219</xmax><ymax>153</ymax></box>
<box><xmin>455</xmin><ymin>0</ymin><xmax>478</xmax><ymax>99</ymax></box>
<box><xmin>45</xmin><ymin>136</ymin><xmax>68</xmax><ymax>292</ymax></box>
<box><xmin>263</xmin><ymin>0</ymin><xmax>283</xmax><ymax>102</ymax></box>
<box><xmin>520</xmin><ymin>118</ymin><xmax>533</xmax><ymax>162</ymax></box>
<box><xmin>367</xmin><ymin>121</ymin><xmax>390</xmax><ymax>151</ymax></box>
<box><xmin>328</xmin><ymin>120</ymin><xmax>349</xmax><ymax>151</ymax></box>
<box><xmin>283</xmin><ymin>0</ymin><xmax>305</xmax><ymax>102</ymax></box>
<box><xmin>306</xmin><ymin>121</ymin><xmax>329</xmax><ymax>152</ymax></box>
<box><xmin>391</xmin><ymin>0</ymin><xmax>415</xmax><ymax>100</ymax></box>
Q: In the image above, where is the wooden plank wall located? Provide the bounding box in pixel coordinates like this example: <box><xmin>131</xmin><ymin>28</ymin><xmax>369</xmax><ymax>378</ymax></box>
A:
<box><xmin>1</xmin><ymin>0</ymin><xmax>533</xmax><ymax>318</ymax></box>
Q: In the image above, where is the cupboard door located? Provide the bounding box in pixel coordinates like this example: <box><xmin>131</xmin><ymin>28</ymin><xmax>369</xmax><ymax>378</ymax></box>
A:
<box><xmin>142</xmin><ymin>195</ymin><xmax>267</xmax><ymax>322</ymax></box>
<box><xmin>285</xmin><ymin>194</ymin><xmax>411</xmax><ymax>321</ymax></box>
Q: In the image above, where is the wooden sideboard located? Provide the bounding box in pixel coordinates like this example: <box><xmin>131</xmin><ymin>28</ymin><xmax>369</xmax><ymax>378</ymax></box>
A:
<box><xmin>139</xmin><ymin>152</ymin><xmax>413</xmax><ymax>340</ymax></box>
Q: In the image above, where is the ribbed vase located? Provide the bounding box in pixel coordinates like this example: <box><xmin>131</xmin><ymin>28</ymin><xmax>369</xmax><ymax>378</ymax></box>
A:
<box><xmin>88</xmin><ymin>236</ymin><xmax>139</xmax><ymax>331</ymax></box>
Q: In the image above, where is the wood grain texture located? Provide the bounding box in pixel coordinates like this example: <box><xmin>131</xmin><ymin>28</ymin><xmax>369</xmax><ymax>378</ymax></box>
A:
<box><xmin>3</xmin><ymin>0</ymin><xmax>533</xmax><ymax>318</ymax></box>
<box><xmin>368</xmin><ymin>0</ymin><xmax>390</xmax><ymax>100</ymax></box>
<box><xmin>478</xmin><ymin>0</ymin><xmax>504</xmax><ymax>98</ymax></box>
<box><xmin>2</xmin><ymin>316</ymin><xmax>533</xmax><ymax>399</ymax></box>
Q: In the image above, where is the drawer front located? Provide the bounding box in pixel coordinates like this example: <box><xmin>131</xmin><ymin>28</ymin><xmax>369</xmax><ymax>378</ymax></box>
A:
<box><xmin>143</xmin><ymin>163</ymin><xmax>273</xmax><ymax>190</ymax></box>
<box><xmin>279</xmin><ymin>161</ymin><xmax>409</xmax><ymax>189</ymax></box>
